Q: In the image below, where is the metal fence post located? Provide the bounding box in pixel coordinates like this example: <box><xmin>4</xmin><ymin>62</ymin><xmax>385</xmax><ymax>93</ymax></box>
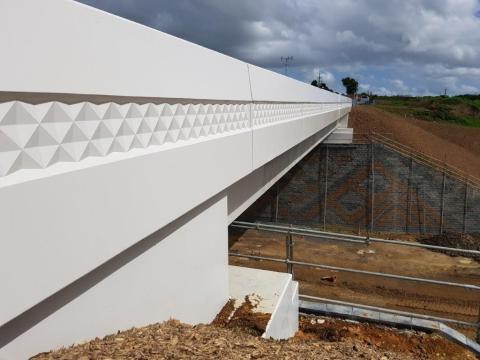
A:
<box><xmin>463</xmin><ymin>178</ymin><xmax>468</xmax><ymax>234</ymax></box>
<box><xmin>286</xmin><ymin>225</ymin><xmax>294</xmax><ymax>277</ymax></box>
<box><xmin>477</xmin><ymin>301</ymin><xmax>480</xmax><ymax>344</ymax></box>
<box><xmin>406</xmin><ymin>155</ymin><xmax>413</xmax><ymax>233</ymax></box>
<box><xmin>422</xmin><ymin>185</ymin><xmax>426</xmax><ymax>234</ymax></box>
<box><xmin>370</xmin><ymin>140</ymin><xmax>375</xmax><ymax>232</ymax></box>
<box><xmin>275</xmin><ymin>182</ymin><xmax>279</xmax><ymax>223</ymax></box>
<box><xmin>323</xmin><ymin>146</ymin><xmax>329</xmax><ymax>231</ymax></box>
<box><xmin>439</xmin><ymin>171</ymin><xmax>446</xmax><ymax>234</ymax></box>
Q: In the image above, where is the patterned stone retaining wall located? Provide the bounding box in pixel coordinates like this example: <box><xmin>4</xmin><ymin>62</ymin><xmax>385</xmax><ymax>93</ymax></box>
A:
<box><xmin>240</xmin><ymin>143</ymin><xmax>480</xmax><ymax>234</ymax></box>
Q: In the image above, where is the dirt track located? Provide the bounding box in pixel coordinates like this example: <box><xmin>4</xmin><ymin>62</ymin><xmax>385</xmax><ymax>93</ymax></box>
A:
<box><xmin>349</xmin><ymin>106</ymin><xmax>480</xmax><ymax>179</ymax></box>
<box><xmin>229</xmin><ymin>229</ymin><xmax>480</xmax><ymax>339</ymax></box>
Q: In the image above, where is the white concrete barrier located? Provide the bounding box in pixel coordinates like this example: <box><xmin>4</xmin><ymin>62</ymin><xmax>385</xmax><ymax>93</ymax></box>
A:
<box><xmin>229</xmin><ymin>266</ymin><xmax>299</xmax><ymax>340</ymax></box>
<box><xmin>0</xmin><ymin>0</ymin><xmax>351</xmax><ymax>358</ymax></box>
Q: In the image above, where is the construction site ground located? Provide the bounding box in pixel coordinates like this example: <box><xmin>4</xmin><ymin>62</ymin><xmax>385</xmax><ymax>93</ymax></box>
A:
<box><xmin>229</xmin><ymin>228</ymin><xmax>480</xmax><ymax>341</ymax></box>
<box><xmin>32</xmin><ymin>314</ymin><xmax>475</xmax><ymax>360</ymax></box>
<box><xmin>349</xmin><ymin>106</ymin><xmax>480</xmax><ymax>179</ymax></box>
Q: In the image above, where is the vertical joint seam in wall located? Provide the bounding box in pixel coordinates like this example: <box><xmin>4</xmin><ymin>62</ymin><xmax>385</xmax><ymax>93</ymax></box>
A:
<box><xmin>246</xmin><ymin>64</ymin><xmax>254</xmax><ymax>169</ymax></box>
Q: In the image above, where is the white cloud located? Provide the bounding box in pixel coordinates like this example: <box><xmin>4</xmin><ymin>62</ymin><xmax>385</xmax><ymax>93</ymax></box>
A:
<box><xmin>311</xmin><ymin>67</ymin><xmax>336</xmax><ymax>85</ymax></box>
<box><xmin>391</xmin><ymin>79</ymin><xmax>409</xmax><ymax>93</ymax></box>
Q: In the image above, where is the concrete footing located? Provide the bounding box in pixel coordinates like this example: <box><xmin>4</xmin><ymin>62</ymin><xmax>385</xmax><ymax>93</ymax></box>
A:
<box><xmin>229</xmin><ymin>266</ymin><xmax>299</xmax><ymax>339</ymax></box>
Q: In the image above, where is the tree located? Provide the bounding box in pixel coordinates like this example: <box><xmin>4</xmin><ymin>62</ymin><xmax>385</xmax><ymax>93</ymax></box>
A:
<box><xmin>311</xmin><ymin>79</ymin><xmax>332</xmax><ymax>92</ymax></box>
<box><xmin>319</xmin><ymin>82</ymin><xmax>332</xmax><ymax>91</ymax></box>
<box><xmin>341</xmin><ymin>77</ymin><xmax>358</xmax><ymax>96</ymax></box>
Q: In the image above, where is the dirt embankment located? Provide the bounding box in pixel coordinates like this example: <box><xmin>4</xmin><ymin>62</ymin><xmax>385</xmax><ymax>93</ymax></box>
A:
<box><xmin>349</xmin><ymin>106</ymin><xmax>480</xmax><ymax>179</ymax></box>
<box><xmin>31</xmin><ymin>315</ymin><xmax>475</xmax><ymax>360</ymax></box>
<box><xmin>419</xmin><ymin>232</ymin><xmax>480</xmax><ymax>260</ymax></box>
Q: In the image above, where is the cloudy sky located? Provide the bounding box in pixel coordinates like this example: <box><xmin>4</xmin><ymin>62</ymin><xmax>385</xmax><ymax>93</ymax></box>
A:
<box><xmin>78</xmin><ymin>0</ymin><xmax>480</xmax><ymax>96</ymax></box>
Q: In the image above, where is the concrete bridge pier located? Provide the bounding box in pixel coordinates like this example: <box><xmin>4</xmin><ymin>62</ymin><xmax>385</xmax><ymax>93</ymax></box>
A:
<box><xmin>0</xmin><ymin>1</ymin><xmax>351</xmax><ymax>358</ymax></box>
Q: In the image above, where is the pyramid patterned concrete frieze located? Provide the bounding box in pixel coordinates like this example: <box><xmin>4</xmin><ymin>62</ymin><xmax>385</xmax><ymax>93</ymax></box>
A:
<box><xmin>251</xmin><ymin>103</ymin><xmax>341</xmax><ymax>128</ymax></box>
<box><xmin>0</xmin><ymin>101</ymin><xmax>251</xmax><ymax>177</ymax></box>
<box><xmin>0</xmin><ymin>100</ymin><xmax>349</xmax><ymax>177</ymax></box>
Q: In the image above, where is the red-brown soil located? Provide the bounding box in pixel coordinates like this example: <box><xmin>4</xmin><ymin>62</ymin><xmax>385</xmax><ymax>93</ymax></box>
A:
<box><xmin>349</xmin><ymin>106</ymin><xmax>480</xmax><ymax>179</ymax></box>
<box><xmin>31</xmin><ymin>316</ymin><xmax>476</xmax><ymax>360</ymax></box>
<box><xmin>298</xmin><ymin>314</ymin><xmax>474</xmax><ymax>359</ymax></box>
<box><xmin>229</xmin><ymin>228</ymin><xmax>480</xmax><ymax>340</ymax></box>
<box><xmin>419</xmin><ymin>232</ymin><xmax>480</xmax><ymax>260</ymax></box>
<box><xmin>213</xmin><ymin>296</ymin><xmax>271</xmax><ymax>336</ymax></box>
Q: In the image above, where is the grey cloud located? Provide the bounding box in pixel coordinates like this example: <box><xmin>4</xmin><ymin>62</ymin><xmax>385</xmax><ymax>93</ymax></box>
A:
<box><xmin>78</xmin><ymin>0</ymin><xmax>480</xmax><ymax>95</ymax></box>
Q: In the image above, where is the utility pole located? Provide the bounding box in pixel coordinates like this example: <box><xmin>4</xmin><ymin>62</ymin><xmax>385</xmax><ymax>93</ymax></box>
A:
<box><xmin>280</xmin><ymin>56</ymin><xmax>293</xmax><ymax>76</ymax></box>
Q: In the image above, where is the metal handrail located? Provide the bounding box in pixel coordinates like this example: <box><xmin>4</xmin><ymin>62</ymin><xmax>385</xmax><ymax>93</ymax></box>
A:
<box><xmin>351</xmin><ymin>132</ymin><xmax>480</xmax><ymax>188</ymax></box>
<box><xmin>374</xmin><ymin>133</ymin><xmax>474</xmax><ymax>177</ymax></box>
<box><xmin>229</xmin><ymin>220</ymin><xmax>480</xmax><ymax>340</ymax></box>
<box><xmin>353</xmin><ymin>132</ymin><xmax>480</xmax><ymax>189</ymax></box>
<box><xmin>229</xmin><ymin>252</ymin><xmax>480</xmax><ymax>290</ymax></box>
<box><xmin>232</xmin><ymin>221</ymin><xmax>480</xmax><ymax>256</ymax></box>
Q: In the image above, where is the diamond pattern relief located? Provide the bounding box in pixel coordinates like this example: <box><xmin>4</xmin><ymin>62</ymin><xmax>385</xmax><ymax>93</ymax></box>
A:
<box><xmin>252</xmin><ymin>103</ymin><xmax>303</xmax><ymax>127</ymax></box>
<box><xmin>251</xmin><ymin>103</ymin><xmax>345</xmax><ymax>127</ymax></box>
<box><xmin>0</xmin><ymin>100</ymin><xmax>349</xmax><ymax>177</ymax></box>
<box><xmin>0</xmin><ymin>101</ymin><xmax>252</xmax><ymax>177</ymax></box>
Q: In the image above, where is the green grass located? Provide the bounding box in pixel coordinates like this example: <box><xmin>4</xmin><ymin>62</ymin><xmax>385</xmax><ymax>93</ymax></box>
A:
<box><xmin>373</xmin><ymin>95</ymin><xmax>480</xmax><ymax>128</ymax></box>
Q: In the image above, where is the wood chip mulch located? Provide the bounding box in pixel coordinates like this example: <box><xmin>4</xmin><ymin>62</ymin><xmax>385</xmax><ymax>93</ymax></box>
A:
<box><xmin>31</xmin><ymin>318</ymin><xmax>422</xmax><ymax>360</ymax></box>
<box><xmin>30</xmin><ymin>301</ymin><xmax>475</xmax><ymax>360</ymax></box>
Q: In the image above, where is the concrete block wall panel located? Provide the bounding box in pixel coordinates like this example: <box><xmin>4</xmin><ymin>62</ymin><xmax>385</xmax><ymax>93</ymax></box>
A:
<box><xmin>440</xmin><ymin>177</ymin><xmax>464</xmax><ymax>233</ymax></box>
<box><xmin>323</xmin><ymin>145</ymin><xmax>371</xmax><ymax>229</ymax></box>
<box><xmin>371</xmin><ymin>144</ymin><xmax>410</xmax><ymax>232</ymax></box>
<box><xmin>465</xmin><ymin>188</ymin><xmax>480</xmax><ymax>233</ymax></box>
<box><xmin>0</xmin><ymin>195</ymin><xmax>229</xmax><ymax>360</ymax></box>
<box><xmin>409</xmin><ymin>162</ymin><xmax>443</xmax><ymax>234</ymax></box>
<box><xmin>241</xmin><ymin>143</ymin><xmax>480</xmax><ymax>234</ymax></box>
<box><xmin>279</xmin><ymin>149</ymin><xmax>323</xmax><ymax>225</ymax></box>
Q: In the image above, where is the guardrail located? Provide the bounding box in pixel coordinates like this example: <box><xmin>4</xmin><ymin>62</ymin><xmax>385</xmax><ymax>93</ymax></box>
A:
<box><xmin>229</xmin><ymin>220</ymin><xmax>480</xmax><ymax>343</ymax></box>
